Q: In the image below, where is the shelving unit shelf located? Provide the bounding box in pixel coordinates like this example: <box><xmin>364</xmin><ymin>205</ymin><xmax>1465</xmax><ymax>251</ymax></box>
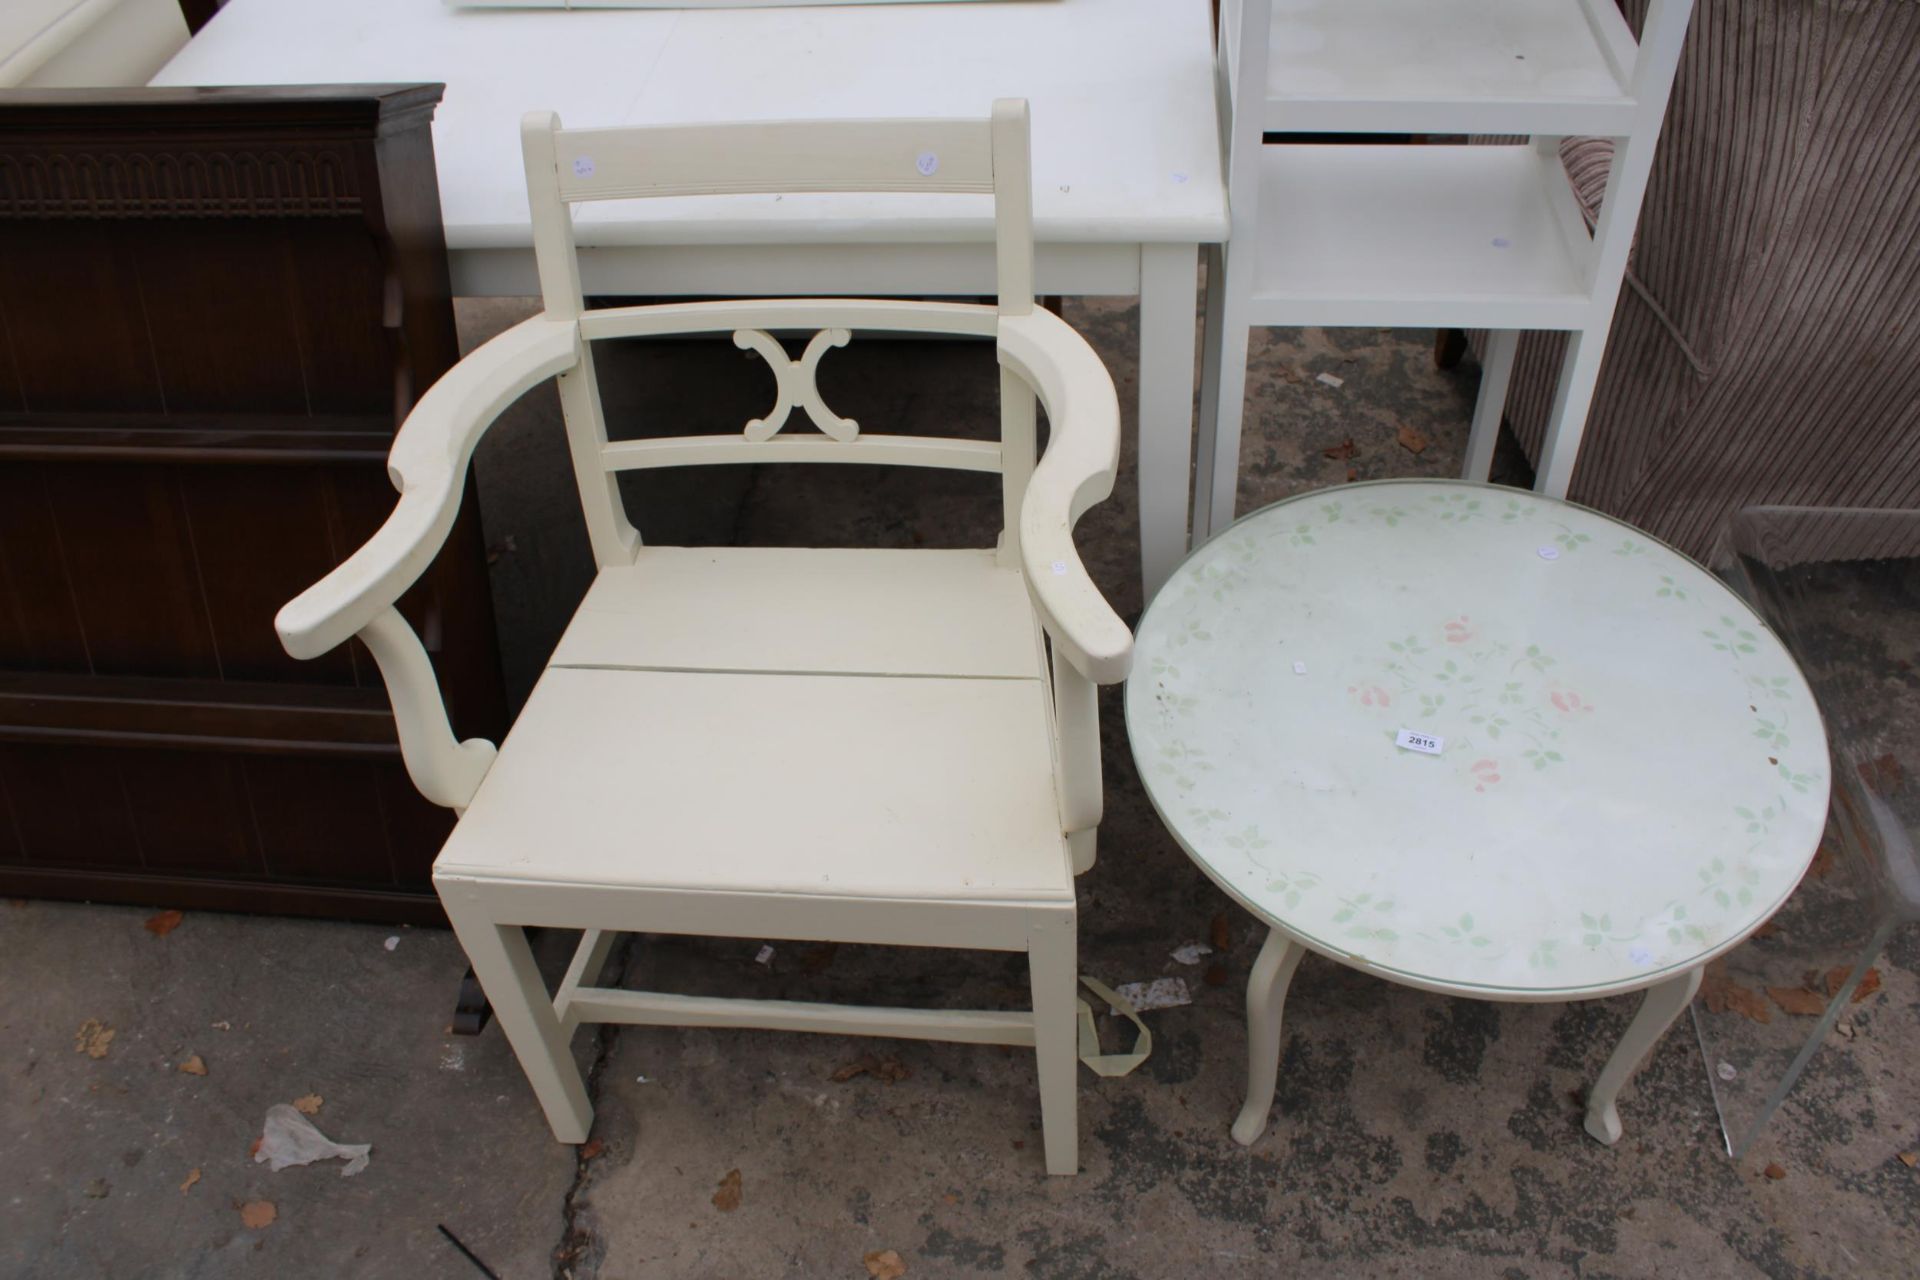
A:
<box><xmin>1252</xmin><ymin>0</ymin><xmax>1640</xmax><ymax>135</ymax></box>
<box><xmin>1249</xmin><ymin>143</ymin><xmax>1593</xmax><ymax>329</ymax></box>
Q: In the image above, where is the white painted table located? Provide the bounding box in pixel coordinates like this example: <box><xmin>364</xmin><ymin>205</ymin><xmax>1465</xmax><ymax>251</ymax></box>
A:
<box><xmin>151</xmin><ymin>0</ymin><xmax>1226</xmax><ymax>595</ymax></box>
<box><xmin>1127</xmin><ymin>480</ymin><xmax>1829</xmax><ymax>1145</ymax></box>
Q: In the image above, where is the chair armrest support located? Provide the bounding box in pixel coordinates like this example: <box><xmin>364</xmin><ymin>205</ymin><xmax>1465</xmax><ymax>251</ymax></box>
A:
<box><xmin>358</xmin><ymin>606</ymin><xmax>498</xmax><ymax>811</ymax></box>
<box><xmin>997</xmin><ymin>310</ymin><xmax>1134</xmax><ymax>685</ymax></box>
<box><xmin>274</xmin><ymin>315</ymin><xmax>580</xmax><ymax>660</ymax></box>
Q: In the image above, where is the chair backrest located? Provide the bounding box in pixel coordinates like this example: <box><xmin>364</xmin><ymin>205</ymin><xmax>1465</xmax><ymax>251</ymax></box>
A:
<box><xmin>521</xmin><ymin>101</ymin><xmax>1036</xmax><ymax>567</ymax></box>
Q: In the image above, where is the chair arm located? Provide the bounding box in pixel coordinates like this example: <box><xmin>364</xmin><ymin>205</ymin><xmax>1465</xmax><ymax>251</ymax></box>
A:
<box><xmin>274</xmin><ymin>315</ymin><xmax>580</xmax><ymax>661</ymax></box>
<box><xmin>997</xmin><ymin>309</ymin><xmax>1134</xmax><ymax>685</ymax></box>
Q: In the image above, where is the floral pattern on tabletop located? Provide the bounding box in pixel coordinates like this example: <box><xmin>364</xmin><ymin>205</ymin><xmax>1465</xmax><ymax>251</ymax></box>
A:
<box><xmin>1127</xmin><ymin>482</ymin><xmax>1830</xmax><ymax>996</ymax></box>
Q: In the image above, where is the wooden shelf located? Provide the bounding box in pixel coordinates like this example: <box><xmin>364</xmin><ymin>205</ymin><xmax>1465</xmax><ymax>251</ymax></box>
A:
<box><xmin>0</xmin><ymin>412</ymin><xmax>395</xmax><ymax>463</ymax></box>
<box><xmin>1259</xmin><ymin>0</ymin><xmax>1637</xmax><ymax>136</ymax></box>
<box><xmin>1246</xmin><ymin>143</ymin><xmax>1595</xmax><ymax>330</ymax></box>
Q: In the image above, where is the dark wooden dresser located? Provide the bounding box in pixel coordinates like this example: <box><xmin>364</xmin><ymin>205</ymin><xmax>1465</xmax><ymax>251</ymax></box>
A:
<box><xmin>0</xmin><ymin>86</ymin><xmax>504</xmax><ymax>923</ymax></box>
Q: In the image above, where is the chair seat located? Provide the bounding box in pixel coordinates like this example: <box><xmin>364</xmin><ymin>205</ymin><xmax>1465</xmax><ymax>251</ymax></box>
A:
<box><xmin>549</xmin><ymin>546</ymin><xmax>1045</xmax><ymax>680</ymax></box>
<box><xmin>435</xmin><ymin>665</ymin><xmax>1072</xmax><ymax>902</ymax></box>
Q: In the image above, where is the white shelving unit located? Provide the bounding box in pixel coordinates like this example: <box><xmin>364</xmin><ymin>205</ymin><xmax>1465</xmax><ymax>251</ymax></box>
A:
<box><xmin>1195</xmin><ymin>0</ymin><xmax>1696</xmax><ymax>540</ymax></box>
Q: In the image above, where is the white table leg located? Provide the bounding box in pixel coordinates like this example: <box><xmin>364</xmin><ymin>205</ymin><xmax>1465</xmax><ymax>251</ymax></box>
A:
<box><xmin>1583</xmin><ymin>964</ymin><xmax>1704</xmax><ymax>1145</ymax></box>
<box><xmin>1532</xmin><ymin>325</ymin><xmax>1609</xmax><ymax>500</ymax></box>
<box><xmin>1193</xmin><ymin>242</ymin><xmax>1252</xmax><ymax>547</ymax></box>
<box><xmin>1461</xmin><ymin>328</ymin><xmax>1518</xmax><ymax>483</ymax></box>
<box><xmin>1136</xmin><ymin>242</ymin><xmax>1199</xmax><ymax>600</ymax></box>
<box><xmin>1231</xmin><ymin>926</ymin><xmax>1307</xmax><ymax>1146</ymax></box>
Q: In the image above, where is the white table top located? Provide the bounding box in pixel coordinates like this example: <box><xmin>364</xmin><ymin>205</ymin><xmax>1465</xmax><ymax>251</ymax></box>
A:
<box><xmin>151</xmin><ymin>0</ymin><xmax>1225</xmax><ymax>249</ymax></box>
<box><xmin>1128</xmin><ymin>481</ymin><xmax>1830</xmax><ymax>999</ymax></box>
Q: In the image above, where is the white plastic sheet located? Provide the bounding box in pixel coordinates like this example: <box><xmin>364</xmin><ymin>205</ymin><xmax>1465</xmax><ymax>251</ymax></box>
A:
<box><xmin>253</xmin><ymin>1103</ymin><xmax>371</xmax><ymax>1177</ymax></box>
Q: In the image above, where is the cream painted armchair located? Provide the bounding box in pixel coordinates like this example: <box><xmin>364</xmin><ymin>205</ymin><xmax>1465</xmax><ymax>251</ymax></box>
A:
<box><xmin>275</xmin><ymin>100</ymin><xmax>1129</xmax><ymax>1175</ymax></box>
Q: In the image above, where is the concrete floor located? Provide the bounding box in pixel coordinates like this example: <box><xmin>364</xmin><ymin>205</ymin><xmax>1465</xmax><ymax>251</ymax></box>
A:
<box><xmin>4</xmin><ymin>289</ymin><xmax>1917</xmax><ymax>1279</ymax></box>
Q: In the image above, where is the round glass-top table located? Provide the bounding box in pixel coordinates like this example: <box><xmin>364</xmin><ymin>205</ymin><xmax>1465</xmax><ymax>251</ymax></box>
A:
<box><xmin>1128</xmin><ymin>480</ymin><xmax>1829</xmax><ymax>1145</ymax></box>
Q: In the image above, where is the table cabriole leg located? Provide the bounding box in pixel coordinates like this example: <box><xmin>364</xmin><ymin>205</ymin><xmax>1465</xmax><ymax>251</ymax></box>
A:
<box><xmin>1231</xmin><ymin>926</ymin><xmax>1307</xmax><ymax>1147</ymax></box>
<box><xmin>1583</xmin><ymin>964</ymin><xmax>1705</xmax><ymax>1145</ymax></box>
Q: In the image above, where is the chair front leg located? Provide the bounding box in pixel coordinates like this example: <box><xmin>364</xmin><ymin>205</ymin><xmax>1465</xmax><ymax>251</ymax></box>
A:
<box><xmin>443</xmin><ymin>897</ymin><xmax>593</xmax><ymax>1143</ymax></box>
<box><xmin>1027</xmin><ymin>909</ymin><xmax>1080</xmax><ymax>1176</ymax></box>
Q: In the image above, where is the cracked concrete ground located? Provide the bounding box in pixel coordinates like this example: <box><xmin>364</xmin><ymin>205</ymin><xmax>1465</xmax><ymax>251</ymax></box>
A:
<box><xmin>4</xmin><ymin>286</ymin><xmax>1917</xmax><ymax>1279</ymax></box>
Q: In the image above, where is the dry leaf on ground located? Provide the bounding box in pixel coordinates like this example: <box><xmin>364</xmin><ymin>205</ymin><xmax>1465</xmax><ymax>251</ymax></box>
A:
<box><xmin>1700</xmin><ymin>965</ymin><xmax>1772</xmax><ymax>1023</ymax></box>
<box><xmin>179</xmin><ymin>1055</ymin><xmax>208</xmax><ymax>1076</ymax></box>
<box><xmin>1763</xmin><ymin>1163</ymin><xmax>1787</xmax><ymax>1180</ymax></box>
<box><xmin>292</xmin><ymin>1094</ymin><xmax>323</xmax><ymax>1116</ymax></box>
<box><xmin>239</xmin><ymin>1200</ymin><xmax>277</xmax><ymax>1229</ymax></box>
<box><xmin>1210</xmin><ymin>912</ymin><xmax>1233</xmax><ymax>953</ymax></box>
<box><xmin>831</xmin><ymin>1054</ymin><xmax>910</xmax><ymax>1085</ymax></box>
<box><xmin>579</xmin><ymin>1138</ymin><xmax>605</xmax><ymax>1161</ymax></box>
<box><xmin>1807</xmin><ymin>843</ymin><xmax>1838</xmax><ymax>879</ymax></box>
<box><xmin>865</xmin><ymin>1249</ymin><xmax>909</xmax><ymax>1279</ymax></box>
<box><xmin>1820</xmin><ymin>966</ymin><xmax>1882</xmax><ymax>1002</ymax></box>
<box><xmin>85</xmin><ymin>1179</ymin><xmax>109</xmax><ymax>1199</ymax></box>
<box><xmin>1395</xmin><ymin>424</ymin><xmax>1429</xmax><ymax>455</ymax></box>
<box><xmin>711</xmin><ymin>1168</ymin><xmax>742</xmax><ymax>1212</ymax></box>
<box><xmin>179</xmin><ymin>1168</ymin><xmax>201</xmax><ymax>1194</ymax></box>
<box><xmin>1897</xmin><ymin>1152</ymin><xmax>1917</xmax><ymax>1168</ymax></box>
<box><xmin>1767</xmin><ymin>986</ymin><xmax>1828</xmax><ymax>1017</ymax></box>
<box><xmin>1203</xmin><ymin>963</ymin><xmax>1229</xmax><ymax>987</ymax></box>
<box><xmin>1321</xmin><ymin>438</ymin><xmax>1356</xmax><ymax>461</ymax></box>
<box><xmin>1859</xmin><ymin>752</ymin><xmax>1904</xmax><ymax>790</ymax></box>
<box><xmin>1723</xmin><ymin>985</ymin><xmax>1772</xmax><ymax>1023</ymax></box>
<box><xmin>144</xmin><ymin>909</ymin><xmax>184</xmax><ymax>937</ymax></box>
<box><xmin>75</xmin><ymin>1020</ymin><xmax>116</xmax><ymax>1059</ymax></box>
<box><xmin>797</xmin><ymin>942</ymin><xmax>839</xmax><ymax>974</ymax></box>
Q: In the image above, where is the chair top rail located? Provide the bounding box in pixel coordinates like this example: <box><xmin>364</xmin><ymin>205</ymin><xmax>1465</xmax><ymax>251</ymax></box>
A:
<box><xmin>548</xmin><ymin>117</ymin><xmax>996</xmax><ymax>202</ymax></box>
